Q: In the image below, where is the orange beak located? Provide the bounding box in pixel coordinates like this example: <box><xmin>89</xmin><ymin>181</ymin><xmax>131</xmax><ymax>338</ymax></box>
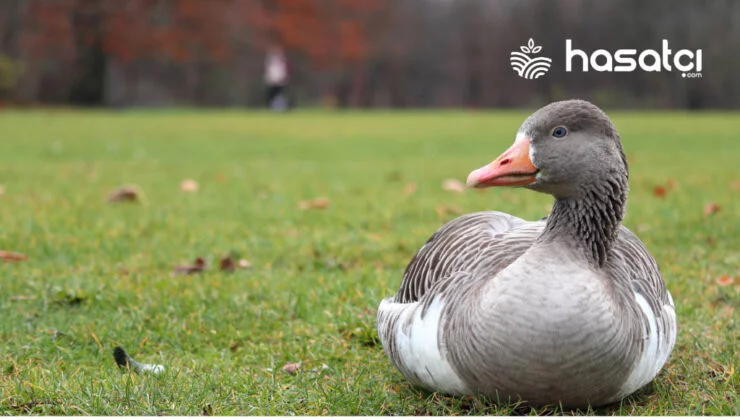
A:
<box><xmin>466</xmin><ymin>136</ymin><xmax>538</xmax><ymax>188</ymax></box>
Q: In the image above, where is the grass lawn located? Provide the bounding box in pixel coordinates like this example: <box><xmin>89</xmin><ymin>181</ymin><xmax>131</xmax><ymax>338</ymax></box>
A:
<box><xmin>0</xmin><ymin>109</ymin><xmax>738</xmax><ymax>415</ymax></box>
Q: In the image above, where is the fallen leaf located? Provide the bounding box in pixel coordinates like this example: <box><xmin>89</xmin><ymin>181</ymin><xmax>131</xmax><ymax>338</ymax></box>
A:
<box><xmin>219</xmin><ymin>255</ymin><xmax>235</xmax><ymax>272</ymax></box>
<box><xmin>172</xmin><ymin>257</ymin><xmax>206</xmax><ymax>276</ymax></box>
<box><xmin>667</xmin><ymin>179</ymin><xmax>678</xmax><ymax>190</ymax></box>
<box><xmin>730</xmin><ymin>181</ymin><xmax>740</xmax><ymax>191</ymax></box>
<box><xmin>282</xmin><ymin>361</ymin><xmax>301</xmax><ymax>374</ymax></box>
<box><xmin>652</xmin><ymin>185</ymin><xmax>667</xmax><ymax>198</ymax></box>
<box><xmin>237</xmin><ymin>259</ymin><xmax>252</xmax><ymax>269</ymax></box>
<box><xmin>180</xmin><ymin>179</ymin><xmax>199</xmax><ymax>192</ymax></box>
<box><xmin>716</xmin><ymin>276</ymin><xmax>734</xmax><ymax>286</ymax></box>
<box><xmin>703</xmin><ymin>203</ymin><xmax>720</xmax><ymax>216</ymax></box>
<box><xmin>442</xmin><ymin>178</ymin><xmax>466</xmax><ymax>193</ymax></box>
<box><xmin>402</xmin><ymin>182</ymin><xmax>417</xmax><ymax>197</ymax></box>
<box><xmin>107</xmin><ymin>186</ymin><xmax>139</xmax><ymax>203</ymax></box>
<box><xmin>435</xmin><ymin>204</ymin><xmax>463</xmax><ymax>218</ymax></box>
<box><xmin>299</xmin><ymin>197</ymin><xmax>329</xmax><ymax>210</ymax></box>
<box><xmin>0</xmin><ymin>251</ymin><xmax>28</xmax><ymax>262</ymax></box>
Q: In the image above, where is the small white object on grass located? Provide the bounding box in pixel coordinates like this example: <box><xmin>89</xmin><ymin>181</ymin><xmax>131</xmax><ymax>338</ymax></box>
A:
<box><xmin>113</xmin><ymin>346</ymin><xmax>164</xmax><ymax>375</ymax></box>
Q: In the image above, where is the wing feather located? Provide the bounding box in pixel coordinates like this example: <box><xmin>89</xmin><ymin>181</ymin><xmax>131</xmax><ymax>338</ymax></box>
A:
<box><xmin>394</xmin><ymin>211</ymin><xmax>539</xmax><ymax>304</ymax></box>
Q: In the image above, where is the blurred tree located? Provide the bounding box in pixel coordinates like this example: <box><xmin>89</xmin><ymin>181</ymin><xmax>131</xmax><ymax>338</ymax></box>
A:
<box><xmin>0</xmin><ymin>0</ymin><xmax>736</xmax><ymax>108</ymax></box>
<box><xmin>17</xmin><ymin>0</ymin><xmax>239</xmax><ymax>104</ymax></box>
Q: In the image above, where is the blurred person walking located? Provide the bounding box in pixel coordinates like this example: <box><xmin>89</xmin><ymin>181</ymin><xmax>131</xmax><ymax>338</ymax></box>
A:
<box><xmin>264</xmin><ymin>44</ymin><xmax>290</xmax><ymax>111</ymax></box>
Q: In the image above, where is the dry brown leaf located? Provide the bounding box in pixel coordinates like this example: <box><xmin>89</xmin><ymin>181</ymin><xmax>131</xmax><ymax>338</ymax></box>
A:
<box><xmin>435</xmin><ymin>204</ymin><xmax>463</xmax><ymax>218</ymax></box>
<box><xmin>172</xmin><ymin>257</ymin><xmax>206</xmax><ymax>276</ymax></box>
<box><xmin>402</xmin><ymin>182</ymin><xmax>418</xmax><ymax>197</ymax></box>
<box><xmin>0</xmin><ymin>251</ymin><xmax>28</xmax><ymax>262</ymax></box>
<box><xmin>299</xmin><ymin>197</ymin><xmax>330</xmax><ymax>210</ymax></box>
<box><xmin>238</xmin><ymin>259</ymin><xmax>252</xmax><ymax>269</ymax></box>
<box><xmin>730</xmin><ymin>181</ymin><xmax>740</xmax><ymax>191</ymax></box>
<box><xmin>703</xmin><ymin>203</ymin><xmax>720</xmax><ymax>216</ymax></box>
<box><xmin>180</xmin><ymin>179</ymin><xmax>199</xmax><ymax>192</ymax></box>
<box><xmin>716</xmin><ymin>275</ymin><xmax>734</xmax><ymax>286</ymax></box>
<box><xmin>652</xmin><ymin>185</ymin><xmax>667</xmax><ymax>198</ymax></box>
<box><xmin>667</xmin><ymin>179</ymin><xmax>678</xmax><ymax>190</ymax></box>
<box><xmin>219</xmin><ymin>255</ymin><xmax>235</xmax><ymax>272</ymax></box>
<box><xmin>107</xmin><ymin>186</ymin><xmax>139</xmax><ymax>203</ymax></box>
<box><xmin>282</xmin><ymin>361</ymin><xmax>301</xmax><ymax>374</ymax></box>
<box><xmin>442</xmin><ymin>178</ymin><xmax>466</xmax><ymax>193</ymax></box>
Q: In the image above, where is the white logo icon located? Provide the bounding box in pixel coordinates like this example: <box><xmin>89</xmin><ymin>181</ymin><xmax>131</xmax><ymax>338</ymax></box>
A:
<box><xmin>510</xmin><ymin>39</ymin><xmax>552</xmax><ymax>80</ymax></box>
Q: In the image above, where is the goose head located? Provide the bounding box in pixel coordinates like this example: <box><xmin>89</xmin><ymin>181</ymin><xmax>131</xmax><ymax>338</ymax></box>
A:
<box><xmin>466</xmin><ymin>99</ymin><xmax>628</xmax><ymax>200</ymax></box>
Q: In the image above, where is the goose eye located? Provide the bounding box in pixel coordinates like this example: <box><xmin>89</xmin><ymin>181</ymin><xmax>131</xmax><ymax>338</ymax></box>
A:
<box><xmin>551</xmin><ymin>126</ymin><xmax>568</xmax><ymax>138</ymax></box>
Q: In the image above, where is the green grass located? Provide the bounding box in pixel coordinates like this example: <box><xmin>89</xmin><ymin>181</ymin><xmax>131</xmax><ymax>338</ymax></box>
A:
<box><xmin>0</xmin><ymin>109</ymin><xmax>738</xmax><ymax>415</ymax></box>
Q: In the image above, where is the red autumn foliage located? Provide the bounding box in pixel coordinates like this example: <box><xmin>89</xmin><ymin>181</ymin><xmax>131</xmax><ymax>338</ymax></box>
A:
<box><xmin>20</xmin><ymin>0</ymin><xmax>389</xmax><ymax>67</ymax></box>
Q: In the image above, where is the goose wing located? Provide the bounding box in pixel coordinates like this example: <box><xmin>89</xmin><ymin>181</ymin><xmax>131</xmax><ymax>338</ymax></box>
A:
<box><xmin>393</xmin><ymin>211</ymin><xmax>541</xmax><ymax>304</ymax></box>
<box><xmin>378</xmin><ymin>211</ymin><xmax>541</xmax><ymax>394</ymax></box>
<box><xmin>608</xmin><ymin>226</ymin><xmax>677</xmax><ymax>396</ymax></box>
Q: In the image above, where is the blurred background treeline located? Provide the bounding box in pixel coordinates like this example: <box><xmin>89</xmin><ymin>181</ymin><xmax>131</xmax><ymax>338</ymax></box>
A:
<box><xmin>0</xmin><ymin>0</ymin><xmax>738</xmax><ymax>109</ymax></box>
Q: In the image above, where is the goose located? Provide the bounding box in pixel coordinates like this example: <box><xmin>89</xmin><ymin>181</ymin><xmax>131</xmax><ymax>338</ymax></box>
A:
<box><xmin>376</xmin><ymin>99</ymin><xmax>677</xmax><ymax>408</ymax></box>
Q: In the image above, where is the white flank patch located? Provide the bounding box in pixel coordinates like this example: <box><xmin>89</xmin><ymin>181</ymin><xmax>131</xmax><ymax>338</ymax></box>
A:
<box><xmin>383</xmin><ymin>297</ymin><xmax>469</xmax><ymax>395</ymax></box>
<box><xmin>619</xmin><ymin>293</ymin><xmax>676</xmax><ymax>397</ymax></box>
